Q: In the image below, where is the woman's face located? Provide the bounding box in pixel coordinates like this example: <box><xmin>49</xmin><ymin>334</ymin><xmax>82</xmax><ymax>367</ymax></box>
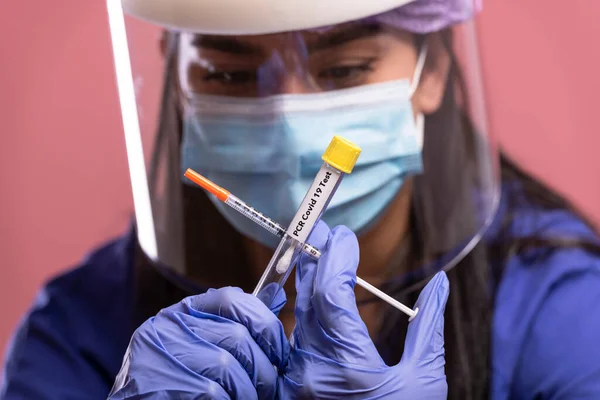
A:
<box><xmin>173</xmin><ymin>23</ymin><xmax>452</xmax><ymax>295</ymax></box>
<box><xmin>177</xmin><ymin>22</ymin><xmax>448</xmax><ymax>115</ymax></box>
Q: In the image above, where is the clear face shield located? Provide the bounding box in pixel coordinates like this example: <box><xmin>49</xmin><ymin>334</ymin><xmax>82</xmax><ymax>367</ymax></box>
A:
<box><xmin>107</xmin><ymin>0</ymin><xmax>499</xmax><ymax>295</ymax></box>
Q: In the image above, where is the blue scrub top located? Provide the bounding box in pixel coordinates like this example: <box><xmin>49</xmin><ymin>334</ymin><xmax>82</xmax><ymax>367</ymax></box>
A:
<box><xmin>2</xmin><ymin>185</ymin><xmax>600</xmax><ymax>399</ymax></box>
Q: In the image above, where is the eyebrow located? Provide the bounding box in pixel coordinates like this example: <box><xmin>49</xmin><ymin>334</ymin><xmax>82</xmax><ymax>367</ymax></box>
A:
<box><xmin>190</xmin><ymin>23</ymin><xmax>383</xmax><ymax>56</ymax></box>
<box><xmin>191</xmin><ymin>35</ymin><xmax>264</xmax><ymax>55</ymax></box>
<box><xmin>308</xmin><ymin>23</ymin><xmax>384</xmax><ymax>53</ymax></box>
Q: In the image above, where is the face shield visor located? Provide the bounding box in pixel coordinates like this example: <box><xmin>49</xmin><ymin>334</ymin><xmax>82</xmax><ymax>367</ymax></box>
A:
<box><xmin>107</xmin><ymin>0</ymin><xmax>499</xmax><ymax>294</ymax></box>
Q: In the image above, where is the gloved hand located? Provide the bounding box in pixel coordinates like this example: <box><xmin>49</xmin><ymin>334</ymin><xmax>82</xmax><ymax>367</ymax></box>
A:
<box><xmin>279</xmin><ymin>222</ymin><xmax>450</xmax><ymax>399</ymax></box>
<box><xmin>109</xmin><ymin>286</ymin><xmax>289</xmax><ymax>399</ymax></box>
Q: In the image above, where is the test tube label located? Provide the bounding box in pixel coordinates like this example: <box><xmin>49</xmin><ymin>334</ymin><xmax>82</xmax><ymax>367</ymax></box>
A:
<box><xmin>287</xmin><ymin>166</ymin><xmax>341</xmax><ymax>243</ymax></box>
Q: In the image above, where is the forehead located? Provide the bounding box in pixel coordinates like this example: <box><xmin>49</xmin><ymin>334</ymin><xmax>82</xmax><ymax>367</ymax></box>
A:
<box><xmin>179</xmin><ymin>22</ymin><xmax>413</xmax><ymax>55</ymax></box>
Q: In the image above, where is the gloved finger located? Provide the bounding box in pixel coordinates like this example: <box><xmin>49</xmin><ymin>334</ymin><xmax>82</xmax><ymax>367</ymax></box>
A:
<box><xmin>400</xmin><ymin>271</ymin><xmax>449</xmax><ymax>369</ymax></box>
<box><xmin>187</xmin><ymin>287</ymin><xmax>289</xmax><ymax>370</ymax></box>
<box><xmin>111</xmin><ymin>361</ymin><xmax>230</xmax><ymax>400</ymax></box>
<box><xmin>292</xmin><ymin>220</ymin><xmax>329</xmax><ymax>349</ymax></box>
<box><xmin>255</xmin><ymin>282</ymin><xmax>287</xmax><ymax>316</ymax></box>
<box><xmin>184</xmin><ymin>316</ymin><xmax>279</xmax><ymax>399</ymax></box>
<box><xmin>305</xmin><ymin>226</ymin><xmax>383</xmax><ymax>366</ymax></box>
<box><xmin>112</xmin><ymin>317</ymin><xmax>236</xmax><ymax>399</ymax></box>
<box><xmin>112</xmin><ymin>380</ymin><xmax>229</xmax><ymax>400</ymax></box>
<box><xmin>109</xmin><ymin>345</ymin><xmax>230</xmax><ymax>399</ymax></box>
<box><xmin>172</xmin><ymin>340</ymin><xmax>256</xmax><ymax>399</ymax></box>
<box><xmin>297</xmin><ymin>220</ymin><xmax>330</xmax><ymax>283</ymax></box>
<box><xmin>294</xmin><ymin>220</ymin><xmax>330</xmax><ymax>323</ymax></box>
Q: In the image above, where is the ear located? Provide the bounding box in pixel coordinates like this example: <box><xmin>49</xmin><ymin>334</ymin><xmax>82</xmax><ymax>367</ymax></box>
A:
<box><xmin>412</xmin><ymin>34</ymin><xmax>451</xmax><ymax>115</ymax></box>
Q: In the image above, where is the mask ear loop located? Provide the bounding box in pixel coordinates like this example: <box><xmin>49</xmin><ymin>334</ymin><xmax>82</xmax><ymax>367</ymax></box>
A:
<box><xmin>408</xmin><ymin>41</ymin><xmax>429</xmax><ymax>97</ymax></box>
<box><xmin>414</xmin><ymin>113</ymin><xmax>425</xmax><ymax>149</ymax></box>
<box><xmin>408</xmin><ymin>41</ymin><xmax>428</xmax><ymax>149</ymax></box>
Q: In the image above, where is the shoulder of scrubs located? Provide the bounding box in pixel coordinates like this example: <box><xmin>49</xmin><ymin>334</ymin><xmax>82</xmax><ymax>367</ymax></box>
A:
<box><xmin>0</xmin><ymin>230</ymin><xmax>136</xmax><ymax>400</ymax></box>
<box><xmin>490</xmin><ymin>184</ymin><xmax>600</xmax><ymax>400</ymax></box>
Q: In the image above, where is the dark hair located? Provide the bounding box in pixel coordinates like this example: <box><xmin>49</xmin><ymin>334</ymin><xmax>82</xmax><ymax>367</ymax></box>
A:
<box><xmin>373</xmin><ymin>29</ymin><xmax>493</xmax><ymax>399</ymax></box>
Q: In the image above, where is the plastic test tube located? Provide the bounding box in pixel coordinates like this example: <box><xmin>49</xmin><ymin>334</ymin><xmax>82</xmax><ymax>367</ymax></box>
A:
<box><xmin>184</xmin><ymin>168</ymin><xmax>418</xmax><ymax>319</ymax></box>
<box><xmin>252</xmin><ymin>136</ymin><xmax>357</xmax><ymax>306</ymax></box>
<box><xmin>251</xmin><ymin>136</ymin><xmax>418</xmax><ymax>319</ymax></box>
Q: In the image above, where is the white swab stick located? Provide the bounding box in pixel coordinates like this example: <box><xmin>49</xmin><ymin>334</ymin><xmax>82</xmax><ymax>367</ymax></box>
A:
<box><xmin>356</xmin><ymin>277</ymin><xmax>419</xmax><ymax>321</ymax></box>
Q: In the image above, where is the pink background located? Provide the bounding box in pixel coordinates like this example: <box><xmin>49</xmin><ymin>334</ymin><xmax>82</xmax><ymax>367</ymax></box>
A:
<box><xmin>1</xmin><ymin>1</ymin><xmax>599</xmax><ymax>359</ymax></box>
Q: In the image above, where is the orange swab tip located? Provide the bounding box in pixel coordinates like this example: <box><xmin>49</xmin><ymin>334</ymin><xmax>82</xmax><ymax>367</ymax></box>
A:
<box><xmin>184</xmin><ymin>169</ymin><xmax>230</xmax><ymax>202</ymax></box>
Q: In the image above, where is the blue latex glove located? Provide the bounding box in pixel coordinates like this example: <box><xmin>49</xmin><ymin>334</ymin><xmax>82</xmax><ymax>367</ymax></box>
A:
<box><xmin>279</xmin><ymin>222</ymin><xmax>450</xmax><ymax>399</ymax></box>
<box><xmin>109</xmin><ymin>286</ymin><xmax>289</xmax><ymax>399</ymax></box>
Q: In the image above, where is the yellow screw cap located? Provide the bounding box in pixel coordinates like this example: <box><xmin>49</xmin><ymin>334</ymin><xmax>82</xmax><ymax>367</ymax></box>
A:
<box><xmin>322</xmin><ymin>136</ymin><xmax>362</xmax><ymax>174</ymax></box>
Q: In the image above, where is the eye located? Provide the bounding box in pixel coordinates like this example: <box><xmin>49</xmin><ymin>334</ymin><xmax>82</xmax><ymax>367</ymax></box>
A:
<box><xmin>202</xmin><ymin>70</ymin><xmax>257</xmax><ymax>85</ymax></box>
<box><xmin>317</xmin><ymin>59</ymin><xmax>376</xmax><ymax>89</ymax></box>
<box><xmin>320</xmin><ymin>64</ymin><xmax>370</xmax><ymax>79</ymax></box>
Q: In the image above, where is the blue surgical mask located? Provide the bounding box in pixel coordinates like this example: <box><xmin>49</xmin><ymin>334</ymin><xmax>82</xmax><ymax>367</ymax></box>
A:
<box><xmin>181</xmin><ymin>77</ymin><xmax>425</xmax><ymax>248</ymax></box>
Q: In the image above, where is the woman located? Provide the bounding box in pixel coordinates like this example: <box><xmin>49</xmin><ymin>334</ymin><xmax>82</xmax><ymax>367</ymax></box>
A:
<box><xmin>2</xmin><ymin>0</ymin><xmax>600</xmax><ymax>399</ymax></box>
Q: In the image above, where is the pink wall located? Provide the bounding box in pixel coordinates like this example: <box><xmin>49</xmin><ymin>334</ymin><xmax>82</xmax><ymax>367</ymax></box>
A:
<box><xmin>1</xmin><ymin>1</ymin><xmax>599</xmax><ymax>360</ymax></box>
<box><xmin>477</xmin><ymin>1</ymin><xmax>600</xmax><ymax>224</ymax></box>
<box><xmin>0</xmin><ymin>3</ymin><xmax>132</xmax><ymax>354</ymax></box>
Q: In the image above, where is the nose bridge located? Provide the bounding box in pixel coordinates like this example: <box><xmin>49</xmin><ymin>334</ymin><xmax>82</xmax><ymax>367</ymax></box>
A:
<box><xmin>280</xmin><ymin>74</ymin><xmax>313</xmax><ymax>95</ymax></box>
<box><xmin>260</xmin><ymin>52</ymin><xmax>314</xmax><ymax>95</ymax></box>
<box><xmin>281</xmin><ymin>33</ymin><xmax>315</xmax><ymax>94</ymax></box>
<box><xmin>260</xmin><ymin>34</ymin><xmax>316</xmax><ymax>95</ymax></box>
